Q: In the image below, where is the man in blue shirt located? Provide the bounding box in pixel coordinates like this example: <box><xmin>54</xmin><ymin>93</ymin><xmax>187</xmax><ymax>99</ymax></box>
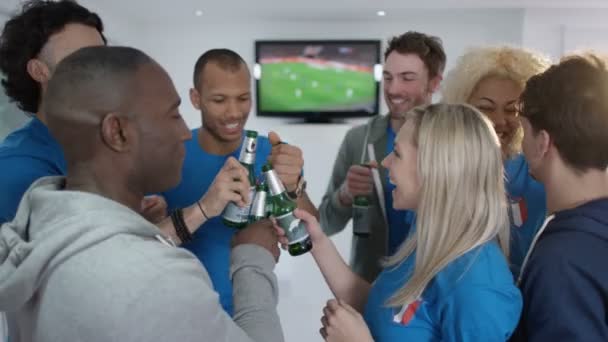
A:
<box><xmin>162</xmin><ymin>49</ymin><xmax>318</xmax><ymax>315</ymax></box>
<box><xmin>0</xmin><ymin>1</ymin><xmax>192</xmax><ymax>238</ymax></box>
<box><xmin>0</xmin><ymin>0</ymin><xmax>107</xmax><ymax>224</ymax></box>
<box><xmin>319</xmin><ymin>32</ymin><xmax>446</xmax><ymax>281</ymax></box>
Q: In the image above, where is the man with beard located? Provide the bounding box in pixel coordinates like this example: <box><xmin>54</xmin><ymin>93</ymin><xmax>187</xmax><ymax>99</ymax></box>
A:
<box><xmin>319</xmin><ymin>32</ymin><xmax>446</xmax><ymax>282</ymax></box>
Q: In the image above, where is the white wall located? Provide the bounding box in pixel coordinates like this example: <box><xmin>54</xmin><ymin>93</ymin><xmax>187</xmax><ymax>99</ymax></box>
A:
<box><xmin>118</xmin><ymin>9</ymin><xmax>523</xmax><ymax>342</ymax></box>
<box><xmin>523</xmin><ymin>8</ymin><xmax>608</xmax><ymax>60</ymax></box>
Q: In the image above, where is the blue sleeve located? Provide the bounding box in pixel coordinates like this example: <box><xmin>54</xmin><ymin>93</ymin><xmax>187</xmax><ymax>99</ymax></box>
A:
<box><xmin>441</xmin><ymin>285</ymin><xmax>522</xmax><ymax>342</ymax></box>
<box><xmin>518</xmin><ymin>244</ymin><xmax>608</xmax><ymax>342</ymax></box>
<box><xmin>0</xmin><ymin>156</ymin><xmax>61</xmax><ymax>223</ymax></box>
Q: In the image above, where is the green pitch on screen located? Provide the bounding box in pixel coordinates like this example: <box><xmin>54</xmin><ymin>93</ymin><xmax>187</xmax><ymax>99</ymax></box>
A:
<box><xmin>260</xmin><ymin>62</ymin><xmax>375</xmax><ymax>112</ymax></box>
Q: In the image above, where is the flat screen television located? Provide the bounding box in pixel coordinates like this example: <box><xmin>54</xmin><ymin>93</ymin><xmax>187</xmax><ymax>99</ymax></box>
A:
<box><xmin>254</xmin><ymin>40</ymin><xmax>381</xmax><ymax>122</ymax></box>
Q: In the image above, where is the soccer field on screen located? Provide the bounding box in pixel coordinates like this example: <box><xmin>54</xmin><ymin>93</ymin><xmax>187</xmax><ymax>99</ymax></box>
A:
<box><xmin>259</xmin><ymin>62</ymin><xmax>376</xmax><ymax>112</ymax></box>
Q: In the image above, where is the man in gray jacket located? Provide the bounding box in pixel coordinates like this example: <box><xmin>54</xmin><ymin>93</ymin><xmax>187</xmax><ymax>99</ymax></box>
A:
<box><xmin>319</xmin><ymin>32</ymin><xmax>446</xmax><ymax>282</ymax></box>
<box><xmin>0</xmin><ymin>46</ymin><xmax>284</xmax><ymax>342</ymax></box>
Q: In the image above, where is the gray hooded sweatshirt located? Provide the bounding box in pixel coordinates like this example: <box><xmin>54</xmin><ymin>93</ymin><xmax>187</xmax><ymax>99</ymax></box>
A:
<box><xmin>0</xmin><ymin>177</ymin><xmax>284</xmax><ymax>342</ymax></box>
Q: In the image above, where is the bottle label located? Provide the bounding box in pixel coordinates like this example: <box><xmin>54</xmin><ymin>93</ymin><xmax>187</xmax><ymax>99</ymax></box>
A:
<box><xmin>352</xmin><ymin>205</ymin><xmax>370</xmax><ymax>235</ymax></box>
<box><xmin>275</xmin><ymin>212</ymin><xmax>310</xmax><ymax>244</ymax></box>
<box><xmin>240</xmin><ymin>137</ymin><xmax>257</xmax><ymax>165</ymax></box>
<box><xmin>223</xmin><ymin>186</ymin><xmax>255</xmax><ymax>223</ymax></box>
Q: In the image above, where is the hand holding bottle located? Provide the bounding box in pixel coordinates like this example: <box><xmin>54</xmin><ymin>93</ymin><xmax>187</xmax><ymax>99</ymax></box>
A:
<box><xmin>272</xmin><ymin>208</ymin><xmax>326</xmax><ymax>250</ymax></box>
<box><xmin>339</xmin><ymin>161</ymin><xmax>378</xmax><ymax>206</ymax></box>
<box><xmin>267</xmin><ymin>131</ymin><xmax>304</xmax><ymax>191</ymax></box>
<box><xmin>199</xmin><ymin>157</ymin><xmax>251</xmax><ymax>218</ymax></box>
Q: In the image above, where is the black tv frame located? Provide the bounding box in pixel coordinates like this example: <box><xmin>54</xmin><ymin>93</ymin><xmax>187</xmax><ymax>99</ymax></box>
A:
<box><xmin>254</xmin><ymin>39</ymin><xmax>381</xmax><ymax>123</ymax></box>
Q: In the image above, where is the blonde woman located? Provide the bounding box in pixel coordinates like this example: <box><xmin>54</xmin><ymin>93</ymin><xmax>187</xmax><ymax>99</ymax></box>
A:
<box><xmin>441</xmin><ymin>46</ymin><xmax>551</xmax><ymax>277</ymax></box>
<box><xmin>277</xmin><ymin>104</ymin><xmax>521</xmax><ymax>341</ymax></box>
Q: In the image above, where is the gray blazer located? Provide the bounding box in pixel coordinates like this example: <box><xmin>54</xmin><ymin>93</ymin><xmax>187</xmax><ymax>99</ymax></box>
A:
<box><xmin>319</xmin><ymin>114</ymin><xmax>391</xmax><ymax>282</ymax></box>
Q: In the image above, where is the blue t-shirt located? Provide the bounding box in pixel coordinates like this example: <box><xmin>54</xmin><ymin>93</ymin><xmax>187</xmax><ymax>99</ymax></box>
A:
<box><xmin>504</xmin><ymin>154</ymin><xmax>546</xmax><ymax>277</ymax></box>
<box><xmin>162</xmin><ymin>128</ymin><xmax>273</xmax><ymax>316</ymax></box>
<box><xmin>364</xmin><ymin>242</ymin><xmax>522</xmax><ymax>342</ymax></box>
<box><xmin>385</xmin><ymin>125</ymin><xmax>416</xmax><ymax>255</ymax></box>
<box><xmin>0</xmin><ymin>117</ymin><xmax>66</xmax><ymax>223</ymax></box>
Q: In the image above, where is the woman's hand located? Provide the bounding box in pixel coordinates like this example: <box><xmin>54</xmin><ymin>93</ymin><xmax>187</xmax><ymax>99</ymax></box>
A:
<box><xmin>320</xmin><ymin>299</ymin><xmax>374</xmax><ymax>342</ymax></box>
<box><xmin>272</xmin><ymin>208</ymin><xmax>327</xmax><ymax>249</ymax></box>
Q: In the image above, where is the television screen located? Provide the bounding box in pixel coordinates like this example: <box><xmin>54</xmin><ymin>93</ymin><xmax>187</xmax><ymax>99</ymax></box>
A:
<box><xmin>255</xmin><ymin>40</ymin><xmax>381</xmax><ymax>121</ymax></box>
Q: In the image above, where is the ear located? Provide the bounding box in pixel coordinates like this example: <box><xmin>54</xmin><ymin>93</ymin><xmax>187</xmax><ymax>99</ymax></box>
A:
<box><xmin>100</xmin><ymin>113</ymin><xmax>134</xmax><ymax>152</ymax></box>
<box><xmin>537</xmin><ymin>129</ymin><xmax>552</xmax><ymax>159</ymax></box>
<box><xmin>189</xmin><ymin>87</ymin><xmax>201</xmax><ymax>110</ymax></box>
<box><xmin>26</xmin><ymin>58</ymin><xmax>51</xmax><ymax>84</ymax></box>
<box><xmin>428</xmin><ymin>75</ymin><xmax>442</xmax><ymax>94</ymax></box>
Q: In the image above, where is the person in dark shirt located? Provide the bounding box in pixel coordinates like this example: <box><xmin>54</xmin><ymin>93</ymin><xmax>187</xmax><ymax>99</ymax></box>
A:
<box><xmin>511</xmin><ymin>53</ymin><xmax>608</xmax><ymax>342</ymax></box>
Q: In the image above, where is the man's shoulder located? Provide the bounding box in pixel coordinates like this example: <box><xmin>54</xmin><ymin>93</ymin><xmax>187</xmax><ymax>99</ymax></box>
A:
<box><xmin>0</xmin><ymin>121</ymin><xmax>64</xmax><ymax>169</ymax></box>
<box><xmin>53</xmin><ymin>233</ymin><xmax>211</xmax><ymax>293</ymax></box>
<box><xmin>343</xmin><ymin>115</ymin><xmax>388</xmax><ymax>141</ymax></box>
<box><xmin>0</xmin><ymin>153</ymin><xmax>64</xmax><ymax>223</ymax></box>
<box><xmin>41</xmin><ymin>234</ymin><xmax>217</xmax><ymax>338</ymax></box>
<box><xmin>532</xmin><ymin>223</ymin><xmax>606</xmax><ymax>268</ymax></box>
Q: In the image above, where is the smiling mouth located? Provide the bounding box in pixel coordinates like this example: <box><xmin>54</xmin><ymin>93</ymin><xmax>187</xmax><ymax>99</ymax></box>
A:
<box><xmin>221</xmin><ymin>122</ymin><xmax>242</xmax><ymax>134</ymax></box>
<box><xmin>389</xmin><ymin>98</ymin><xmax>408</xmax><ymax>106</ymax></box>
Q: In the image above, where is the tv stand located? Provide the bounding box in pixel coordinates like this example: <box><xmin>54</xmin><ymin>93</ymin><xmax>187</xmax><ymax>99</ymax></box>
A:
<box><xmin>299</xmin><ymin>113</ymin><xmax>346</xmax><ymax>124</ymax></box>
<box><xmin>305</xmin><ymin>117</ymin><xmax>336</xmax><ymax>124</ymax></box>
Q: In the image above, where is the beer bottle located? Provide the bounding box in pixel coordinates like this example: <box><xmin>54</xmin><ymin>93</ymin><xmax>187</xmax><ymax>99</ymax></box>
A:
<box><xmin>352</xmin><ymin>164</ymin><xmax>371</xmax><ymax>236</ymax></box>
<box><xmin>263</xmin><ymin>163</ymin><xmax>312</xmax><ymax>256</ymax></box>
<box><xmin>248</xmin><ymin>183</ymin><xmax>268</xmax><ymax>224</ymax></box>
<box><xmin>222</xmin><ymin>130</ymin><xmax>257</xmax><ymax>229</ymax></box>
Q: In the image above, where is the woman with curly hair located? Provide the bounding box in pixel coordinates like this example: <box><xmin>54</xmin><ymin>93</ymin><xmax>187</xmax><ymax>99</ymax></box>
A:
<box><xmin>441</xmin><ymin>46</ymin><xmax>551</xmax><ymax>277</ymax></box>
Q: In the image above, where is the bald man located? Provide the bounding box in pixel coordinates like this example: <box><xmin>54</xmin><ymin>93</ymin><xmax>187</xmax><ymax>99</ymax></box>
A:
<box><xmin>0</xmin><ymin>46</ymin><xmax>284</xmax><ymax>342</ymax></box>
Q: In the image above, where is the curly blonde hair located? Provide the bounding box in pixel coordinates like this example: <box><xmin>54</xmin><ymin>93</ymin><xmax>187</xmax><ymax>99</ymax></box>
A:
<box><xmin>441</xmin><ymin>46</ymin><xmax>550</xmax><ymax>157</ymax></box>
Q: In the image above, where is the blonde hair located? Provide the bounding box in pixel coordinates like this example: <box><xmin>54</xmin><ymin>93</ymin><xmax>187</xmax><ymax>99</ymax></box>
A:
<box><xmin>441</xmin><ymin>46</ymin><xmax>551</xmax><ymax>158</ymax></box>
<box><xmin>384</xmin><ymin>103</ymin><xmax>510</xmax><ymax>308</ymax></box>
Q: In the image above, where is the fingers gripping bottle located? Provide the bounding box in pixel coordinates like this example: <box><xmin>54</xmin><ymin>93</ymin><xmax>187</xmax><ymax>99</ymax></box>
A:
<box><xmin>263</xmin><ymin>164</ymin><xmax>312</xmax><ymax>256</ymax></box>
<box><xmin>222</xmin><ymin>130</ymin><xmax>257</xmax><ymax>229</ymax></box>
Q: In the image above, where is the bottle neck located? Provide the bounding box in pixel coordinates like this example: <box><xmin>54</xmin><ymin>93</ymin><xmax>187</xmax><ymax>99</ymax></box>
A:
<box><xmin>243</xmin><ymin>162</ymin><xmax>256</xmax><ymax>184</ymax></box>
<box><xmin>240</xmin><ymin>136</ymin><xmax>257</xmax><ymax>164</ymax></box>
<box><xmin>264</xmin><ymin>169</ymin><xmax>286</xmax><ymax>196</ymax></box>
<box><xmin>251</xmin><ymin>191</ymin><xmax>268</xmax><ymax>217</ymax></box>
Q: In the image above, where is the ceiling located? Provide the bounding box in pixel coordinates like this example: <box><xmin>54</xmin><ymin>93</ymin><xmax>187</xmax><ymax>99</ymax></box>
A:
<box><xmin>2</xmin><ymin>0</ymin><xmax>608</xmax><ymax>23</ymax></box>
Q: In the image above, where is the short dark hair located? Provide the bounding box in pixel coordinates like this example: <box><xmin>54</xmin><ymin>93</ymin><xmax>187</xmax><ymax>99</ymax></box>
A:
<box><xmin>520</xmin><ymin>53</ymin><xmax>608</xmax><ymax>172</ymax></box>
<box><xmin>0</xmin><ymin>0</ymin><xmax>106</xmax><ymax>114</ymax></box>
<box><xmin>192</xmin><ymin>48</ymin><xmax>247</xmax><ymax>90</ymax></box>
<box><xmin>45</xmin><ymin>46</ymin><xmax>153</xmax><ymax>159</ymax></box>
<box><xmin>384</xmin><ymin>31</ymin><xmax>446</xmax><ymax>79</ymax></box>
<box><xmin>46</xmin><ymin>46</ymin><xmax>153</xmax><ymax>120</ymax></box>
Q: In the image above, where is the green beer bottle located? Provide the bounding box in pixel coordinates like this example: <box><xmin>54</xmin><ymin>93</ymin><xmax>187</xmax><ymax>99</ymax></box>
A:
<box><xmin>352</xmin><ymin>164</ymin><xmax>371</xmax><ymax>236</ymax></box>
<box><xmin>263</xmin><ymin>182</ymin><xmax>273</xmax><ymax>218</ymax></box>
<box><xmin>262</xmin><ymin>164</ymin><xmax>312</xmax><ymax>256</ymax></box>
<box><xmin>248</xmin><ymin>183</ymin><xmax>268</xmax><ymax>224</ymax></box>
<box><xmin>222</xmin><ymin>130</ymin><xmax>257</xmax><ymax>229</ymax></box>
